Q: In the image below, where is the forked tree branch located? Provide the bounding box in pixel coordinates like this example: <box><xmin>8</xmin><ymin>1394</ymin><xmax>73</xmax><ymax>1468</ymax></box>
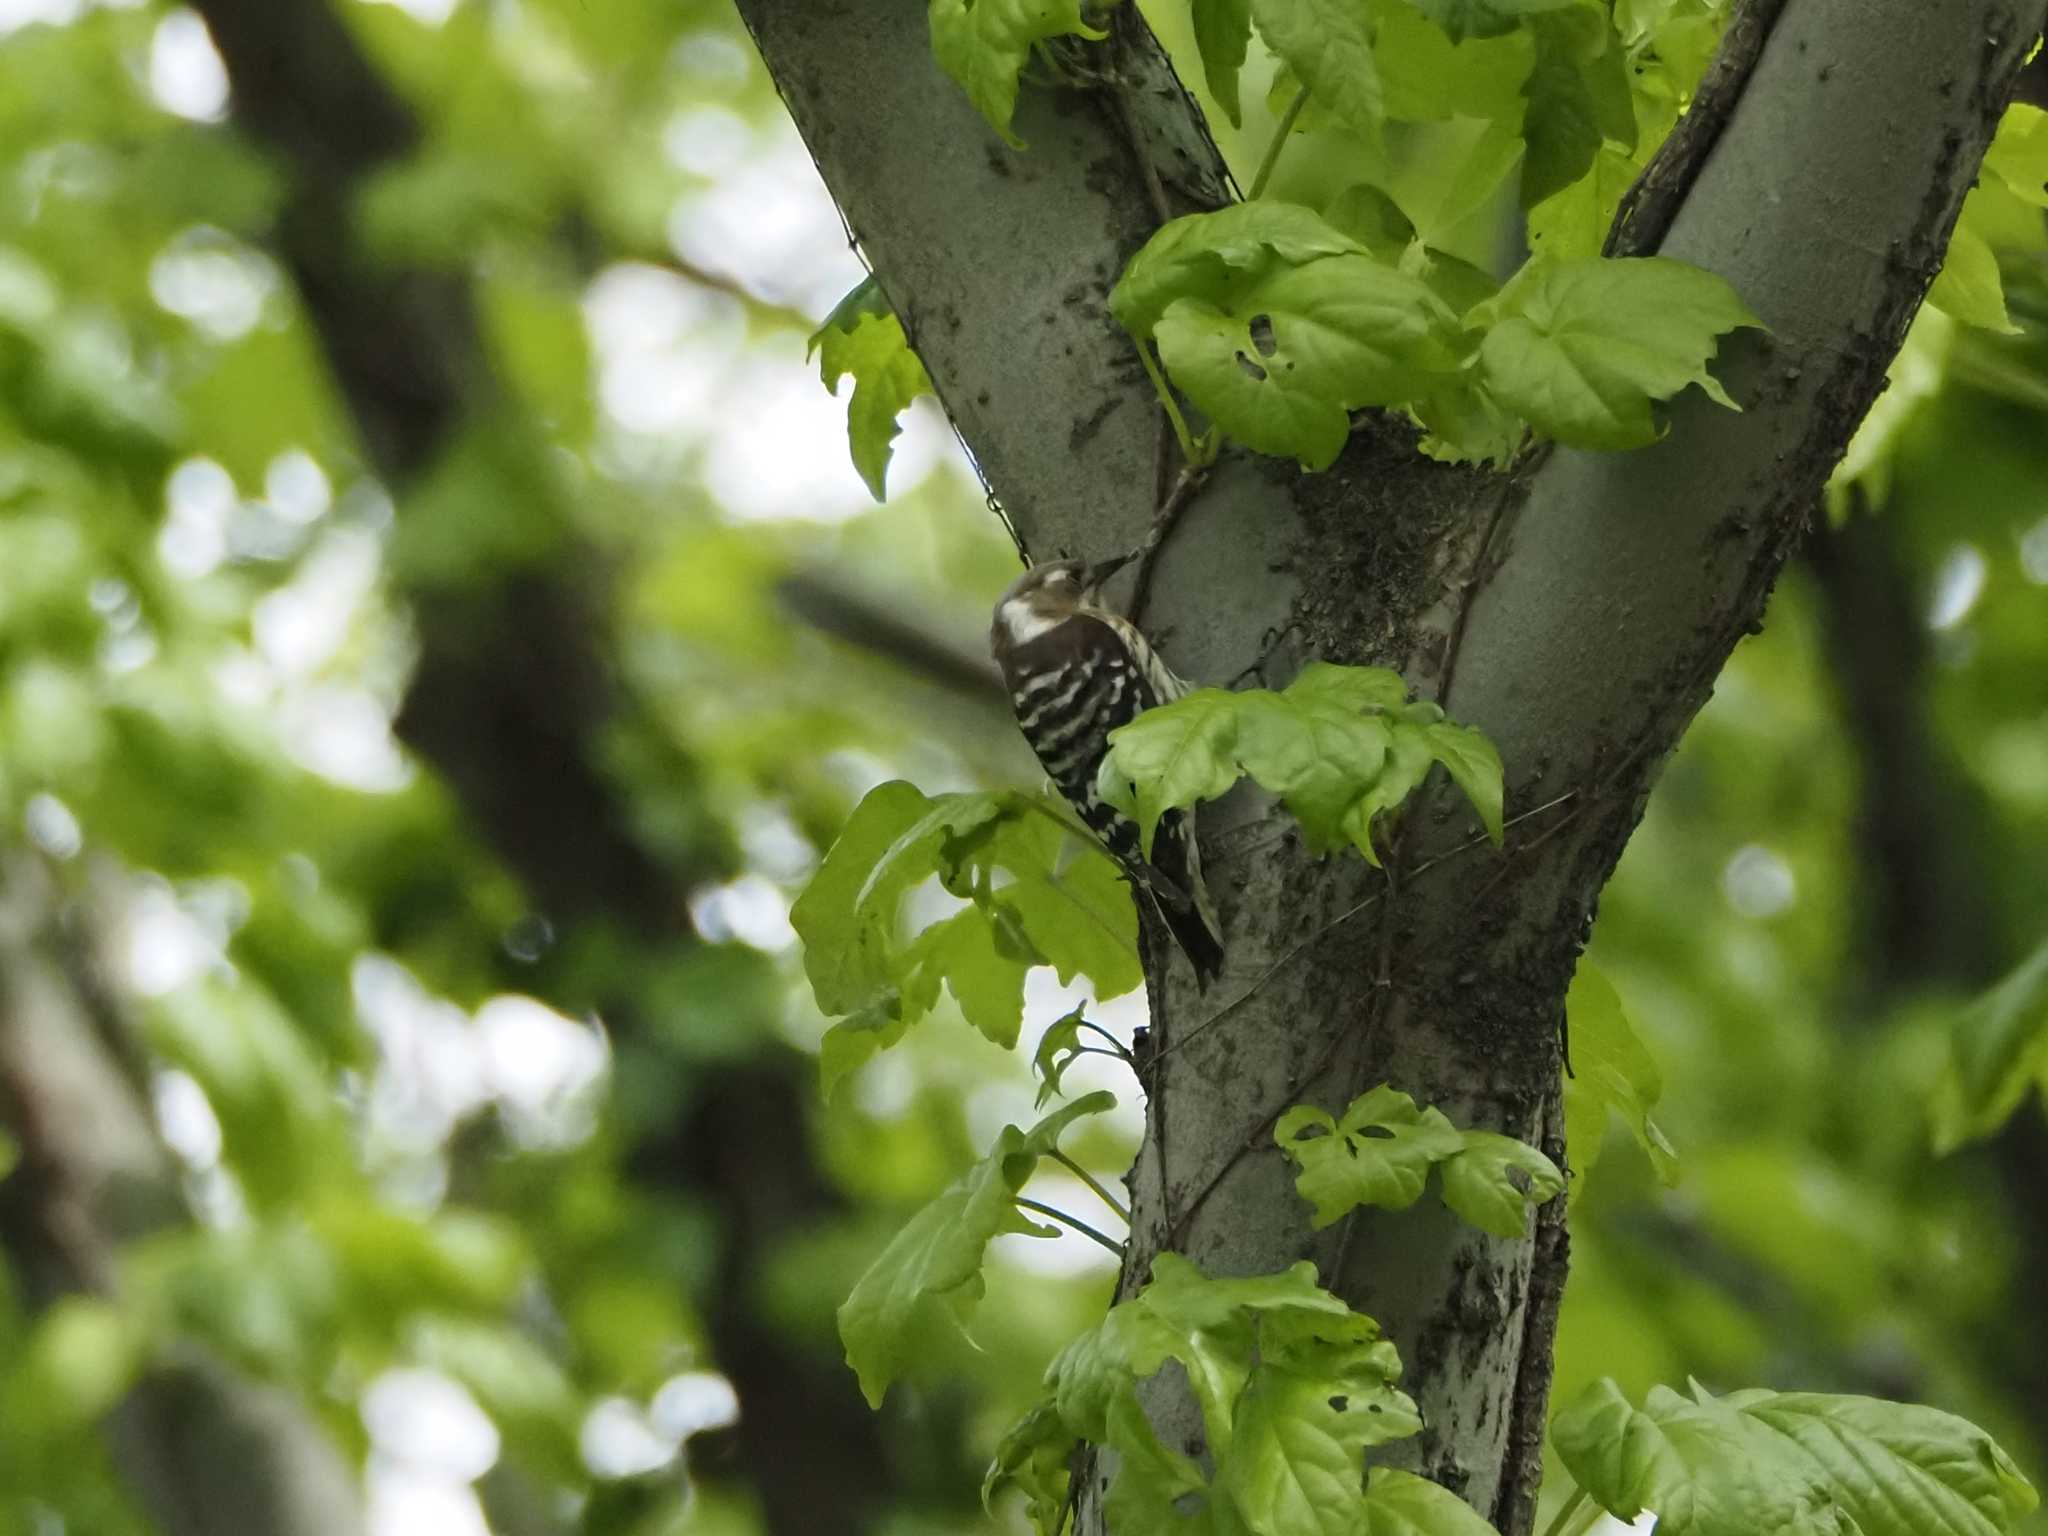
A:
<box><xmin>739</xmin><ymin>0</ymin><xmax>2048</xmax><ymax>1529</ymax></box>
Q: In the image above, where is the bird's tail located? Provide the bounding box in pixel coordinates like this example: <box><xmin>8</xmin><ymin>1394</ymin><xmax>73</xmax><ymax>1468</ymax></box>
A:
<box><xmin>1137</xmin><ymin>809</ymin><xmax>1224</xmax><ymax>986</ymax></box>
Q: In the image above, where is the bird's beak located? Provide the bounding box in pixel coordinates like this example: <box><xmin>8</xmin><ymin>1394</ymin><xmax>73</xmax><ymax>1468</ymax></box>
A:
<box><xmin>1085</xmin><ymin>548</ymin><xmax>1136</xmax><ymax>590</ymax></box>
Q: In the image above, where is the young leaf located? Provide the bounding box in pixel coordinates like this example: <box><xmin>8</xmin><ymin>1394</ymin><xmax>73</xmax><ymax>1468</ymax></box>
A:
<box><xmin>1219</xmin><ymin>1311</ymin><xmax>1421</xmax><ymax>1536</ymax></box>
<box><xmin>983</xmin><ymin>1398</ymin><xmax>1078</xmax><ymax>1534</ymax></box>
<box><xmin>1358</xmin><ymin>1468</ymin><xmax>1505</xmax><ymax>1536</ymax></box>
<box><xmin>1154</xmin><ymin>256</ymin><xmax>1465</xmax><ymax>470</ymax></box>
<box><xmin>1277</xmin><ymin>1085</ymin><xmax>1562</xmax><ymax>1234</ymax></box>
<box><xmin>1099</xmin><ymin>664</ymin><xmax>1504</xmax><ymax>864</ymax></box>
<box><xmin>1562</xmin><ymin>962</ymin><xmax>1678</xmax><ymax>1192</ymax></box>
<box><xmin>1103</xmin><ymin>1387</ymin><xmax>1244</xmax><ymax>1534</ymax></box>
<box><xmin>979</xmin><ymin>806</ymin><xmax>1143</xmax><ymax>998</ymax></box>
<box><xmin>929</xmin><ymin>0</ymin><xmax>1106</xmax><ymax>147</ymax></box>
<box><xmin>1032</xmin><ymin>1005</ymin><xmax>1091</xmax><ymax>1107</ymax></box>
<box><xmin>1932</xmin><ymin>937</ymin><xmax>2048</xmax><ymax>1152</ymax></box>
<box><xmin>790</xmin><ymin>782</ymin><xmax>1000</xmax><ymax>1016</ymax></box>
<box><xmin>838</xmin><ymin>1135</ymin><xmax>1046</xmax><ymax>1407</ymax></box>
<box><xmin>1476</xmin><ymin>255</ymin><xmax>1759</xmax><ymax>449</ymax></box>
<box><xmin>1926</xmin><ymin>190</ymin><xmax>2020</xmax><ymax>335</ymax></box>
<box><xmin>1438</xmin><ymin>1131</ymin><xmax>1565</xmax><ymax>1238</ymax></box>
<box><xmin>811</xmin><ymin>303</ymin><xmax>934</xmax><ymax>500</ymax></box>
<box><xmin>914</xmin><ymin>903</ymin><xmax>1032</xmax><ymax>1050</ymax></box>
<box><xmin>1251</xmin><ymin>0</ymin><xmax>1383</xmax><ymax>142</ymax></box>
<box><xmin>1111</xmin><ymin>202</ymin><xmax>1368</xmax><ymax>342</ymax></box>
<box><xmin>839</xmin><ymin>1093</ymin><xmax>1115</xmax><ymax>1406</ymax></box>
<box><xmin>1193</xmin><ymin>0</ymin><xmax>1254</xmax><ymax>127</ymax></box>
<box><xmin>1553</xmin><ymin>1379</ymin><xmax>2039</xmax><ymax>1536</ymax></box>
<box><xmin>1095</xmin><ymin>687</ymin><xmax>1244</xmax><ymax>857</ymax></box>
<box><xmin>1276</xmin><ymin>1087</ymin><xmax>1466</xmax><ymax>1225</ymax></box>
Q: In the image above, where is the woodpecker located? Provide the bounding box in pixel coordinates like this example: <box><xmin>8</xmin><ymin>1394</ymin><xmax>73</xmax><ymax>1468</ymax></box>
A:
<box><xmin>990</xmin><ymin>556</ymin><xmax>1224</xmax><ymax>983</ymax></box>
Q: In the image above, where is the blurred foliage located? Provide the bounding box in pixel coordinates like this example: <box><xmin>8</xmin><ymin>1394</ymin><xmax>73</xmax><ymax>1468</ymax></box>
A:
<box><xmin>0</xmin><ymin>2</ymin><xmax>2042</xmax><ymax>1536</ymax></box>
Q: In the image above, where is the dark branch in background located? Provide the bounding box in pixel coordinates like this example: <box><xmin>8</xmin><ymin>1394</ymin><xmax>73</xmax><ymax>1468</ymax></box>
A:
<box><xmin>776</xmin><ymin>570</ymin><xmax>1006</xmax><ymax>705</ymax></box>
<box><xmin>1805</xmin><ymin>509</ymin><xmax>2048</xmax><ymax>1448</ymax></box>
<box><xmin>183</xmin><ymin>1</ymin><xmax>917</xmax><ymax>1530</ymax></box>
<box><xmin>0</xmin><ymin>858</ymin><xmax>365</xmax><ymax>1536</ymax></box>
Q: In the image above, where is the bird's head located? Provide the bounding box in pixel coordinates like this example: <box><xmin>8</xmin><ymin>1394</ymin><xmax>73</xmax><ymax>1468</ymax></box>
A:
<box><xmin>991</xmin><ymin>552</ymin><xmax>1131</xmax><ymax>650</ymax></box>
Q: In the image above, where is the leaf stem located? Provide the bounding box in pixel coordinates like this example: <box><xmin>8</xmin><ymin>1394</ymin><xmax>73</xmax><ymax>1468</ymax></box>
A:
<box><xmin>1049</xmin><ymin>1149</ymin><xmax>1132</xmax><ymax>1223</ymax></box>
<box><xmin>1136</xmin><ymin>340</ymin><xmax>1198</xmax><ymax>463</ymax></box>
<box><xmin>1016</xmin><ymin>1197</ymin><xmax>1127</xmax><ymax>1258</ymax></box>
<box><xmin>1538</xmin><ymin>1485</ymin><xmax>1591</xmax><ymax>1536</ymax></box>
<box><xmin>1075</xmin><ymin>1019</ymin><xmax>1134</xmax><ymax>1063</ymax></box>
<box><xmin>1248</xmin><ymin>85</ymin><xmax>1310</xmax><ymax>200</ymax></box>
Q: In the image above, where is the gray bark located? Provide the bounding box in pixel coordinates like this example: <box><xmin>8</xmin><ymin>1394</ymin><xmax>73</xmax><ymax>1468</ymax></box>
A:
<box><xmin>738</xmin><ymin>0</ymin><xmax>2046</xmax><ymax>1530</ymax></box>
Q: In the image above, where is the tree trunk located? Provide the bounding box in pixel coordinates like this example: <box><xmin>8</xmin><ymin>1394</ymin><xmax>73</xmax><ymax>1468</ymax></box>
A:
<box><xmin>736</xmin><ymin>1</ymin><xmax>2046</xmax><ymax>1529</ymax></box>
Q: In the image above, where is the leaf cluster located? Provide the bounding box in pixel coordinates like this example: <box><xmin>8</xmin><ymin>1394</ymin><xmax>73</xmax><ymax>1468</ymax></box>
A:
<box><xmin>1275</xmin><ymin>1084</ymin><xmax>1563</xmax><ymax>1238</ymax></box>
<box><xmin>790</xmin><ymin>780</ymin><xmax>1140</xmax><ymax>1093</ymax></box>
<box><xmin>1095</xmin><ymin>662</ymin><xmax>1504</xmax><ymax>864</ymax></box>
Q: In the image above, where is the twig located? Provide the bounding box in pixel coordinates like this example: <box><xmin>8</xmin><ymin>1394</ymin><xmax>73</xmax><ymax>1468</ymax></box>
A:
<box><xmin>1076</xmin><ymin>1019</ymin><xmax>1136</xmax><ymax>1064</ymax></box>
<box><xmin>1050</xmin><ymin>1149</ymin><xmax>1133</xmax><ymax>1223</ymax></box>
<box><xmin>1128</xmin><ymin>465</ymin><xmax>1210</xmax><ymax>624</ymax></box>
<box><xmin>1604</xmin><ymin>0</ymin><xmax>1792</xmax><ymax>258</ymax></box>
<box><xmin>1018</xmin><ymin>1197</ymin><xmax>1128</xmax><ymax>1258</ymax></box>
<box><xmin>1537</xmin><ymin>1487</ymin><xmax>1590</xmax><ymax>1536</ymax></box>
<box><xmin>1248</xmin><ymin>85</ymin><xmax>1310</xmax><ymax>201</ymax></box>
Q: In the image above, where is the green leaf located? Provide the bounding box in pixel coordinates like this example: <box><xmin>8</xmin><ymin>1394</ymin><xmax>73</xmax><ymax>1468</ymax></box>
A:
<box><xmin>1275</xmin><ymin>1086</ymin><xmax>1466</xmax><ymax>1226</ymax></box>
<box><xmin>791</xmin><ymin>782</ymin><xmax>997</xmax><ymax>1016</ymax></box>
<box><xmin>838</xmin><ymin>1138</ymin><xmax>1039</xmax><ymax>1406</ymax></box>
<box><xmin>1111</xmin><ymin>202</ymin><xmax>1367</xmax><ymax>341</ymax></box>
<box><xmin>1105</xmin><ymin>1387</ymin><xmax>1247</xmax><ymax>1534</ymax></box>
<box><xmin>983</xmin><ymin>1398</ymin><xmax>1078</xmax><ymax>1534</ymax></box>
<box><xmin>1926</xmin><ymin>191</ymin><xmax>2019</xmax><ymax>335</ymax></box>
<box><xmin>1100</xmin><ymin>666</ymin><xmax>1502</xmax><ymax>867</ymax></box>
<box><xmin>814</xmin><ymin>308</ymin><xmax>934</xmax><ymax>500</ymax></box>
<box><xmin>914</xmin><ymin>903</ymin><xmax>1032</xmax><ymax>1049</ymax></box>
<box><xmin>1407</xmin><ymin>0</ymin><xmax>1585</xmax><ymax>43</ymax></box>
<box><xmin>1219</xmin><ymin>1311</ymin><xmax>1421</xmax><ymax>1535</ymax></box>
<box><xmin>1095</xmin><ymin>686</ymin><xmax>1242</xmax><ymax>855</ymax></box>
<box><xmin>1438</xmin><ymin>1130</ymin><xmax>1564</xmax><ymax>1237</ymax></box>
<box><xmin>1193</xmin><ymin>0</ymin><xmax>1254</xmax><ymax>126</ymax></box>
<box><xmin>1983</xmin><ymin>103</ymin><xmax>2048</xmax><ymax>209</ymax></box>
<box><xmin>1033</xmin><ymin>1005</ymin><xmax>1090</xmax><ymax>1107</ymax></box>
<box><xmin>980</xmin><ymin>806</ymin><xmax>1143</xmax><ymax>997</ymax></box>
<box><xmin>1251</xmin><ymin>0</ymin><xmax>1383</xmax><ymax>141</ymax></box>
<box><xmin>929</xmin><ymin>0</ymin><xmax>1106</xmax><ymax>146</ymax></box>
<box><xmin>1554</xmin><ymin>1379</ymin><xmax>2039</xmax><ymax>1536</ymax></box>
<box><xmin>1933</xmin><ymin>937</ymin><xmax>2048</xmax><ymax>1151</ymax></box>
<box><xmin>1358</xmin><ymin>1469</ymin><xmax>1504</xmax><ymax>1536</ymax></box>
<box><xmin>839</xmin><ymin>1093</ymin><xmax>1113</xmax><ymax>1406</ymax></box>
<box><xmin>1418</xmin><ymin>719</ymin><xmax>1504</xmax><ymax>845</ymax></box>
<box><xmin>1476</xmin><ymin>254</ymin><xmax>1758</xmax><ymax>449</ymax></box>
<box><xmin>1562</xmin><ymin>962</ymin><xmax>1678</xmax><ymax>1192</ymax></box>
<box><xmin>1154</xmin><ymin>254</ymin><xmax>1464</xmax><ymax>469</ymax></box>
<box><xmin>1519</xmin><ymin>13</ymin><xmax>1605</xmax><ymax>206</ymax></box>
<box><xmin>1374</xmin><ymin>3</ymin><xmax>1536</xmax><ymax>124</ymax></box>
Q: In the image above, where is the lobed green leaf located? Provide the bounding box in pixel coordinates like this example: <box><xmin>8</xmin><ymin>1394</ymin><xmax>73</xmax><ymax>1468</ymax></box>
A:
<box><xmin>1475</xmin><ymin>254</ymin><xmax>1759</xmax><ymax>449</ymax></box>
<box><xmin>928</xmin><ymin>0</ymin><xmax>1106</xmax><ymax>147</ymax></box>
<box><xmin>1553</xmin><ymin>1379</ymin><xmax>2038</xmax><ymax>1536</ymax></box>
<box><xmin>839</xmin><ymin>1093</ymin><xmax>1115</xmax><ymax>1406</ymax></box>
<box><xmin>1561</xmin><ymin>961</ymin><xmax>1679</xmax><ymax>1192</ymax></box>
<box><xmin>1099</xmin><ymin>664</ymin><xmax>1503</xmax><ymax>865</ymax></box>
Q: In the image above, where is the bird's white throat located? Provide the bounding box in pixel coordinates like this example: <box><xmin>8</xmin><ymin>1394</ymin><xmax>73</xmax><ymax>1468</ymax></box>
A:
<box><xmin>999</xmin><ymin>599</ymin><xmax>1061</xmax><ymax>646</ymax></box>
